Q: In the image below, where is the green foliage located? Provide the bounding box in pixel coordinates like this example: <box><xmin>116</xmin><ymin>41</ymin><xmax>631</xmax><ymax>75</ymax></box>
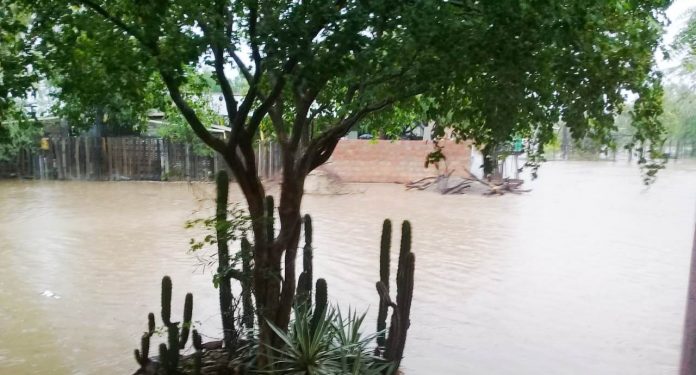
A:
<box><xmin>156</xmin><ymin>70</ymin><xmax>226</xmax><ymax>156</ymax></box>
<box><xmin>675</xmin><ymin>8</ymin><xmax>696</xmax><ymax>79</ymax></box>
<box><xmin>660</xmin><ymin>85</ymin><xmax>696</xmax><ymax>144</ymax></box>
<box><xmin>266</xmin><ymin>306</ymin><xmax>391</xmax><ymax>375</ymax></box>
<box><xmin>0</xmin><ymin>104</ymin><xmax>41</xmax><ymax>161</ymax></box>
<box><xmin>185</xmin><ymin>202</ymin><xmax>250</xmax><ymax>264</ymax></box>
<box><xmin>0</xmin><ymin>2</ymin><xmax>36</xmax><ymax>116</ymax></box>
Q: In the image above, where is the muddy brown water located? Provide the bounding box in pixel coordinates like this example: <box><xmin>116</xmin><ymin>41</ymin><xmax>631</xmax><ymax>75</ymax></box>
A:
<box><xmin>0</xmin><ymin>161</ymin><xmax>695</xmax><ymax>374</ymax></box>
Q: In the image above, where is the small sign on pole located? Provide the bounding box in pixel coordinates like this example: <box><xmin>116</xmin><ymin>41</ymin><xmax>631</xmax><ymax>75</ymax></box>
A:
<box><xmin>40</xmin><ymin>137</ymin><xmax>50</xmax><ymax>150</ymax></box>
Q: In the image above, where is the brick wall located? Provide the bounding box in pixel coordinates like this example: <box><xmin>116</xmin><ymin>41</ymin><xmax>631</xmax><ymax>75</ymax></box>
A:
<box><xmin>321</xmin><ymin>139</ymin><xmax>472</xmax><ymax>183</ymax></box>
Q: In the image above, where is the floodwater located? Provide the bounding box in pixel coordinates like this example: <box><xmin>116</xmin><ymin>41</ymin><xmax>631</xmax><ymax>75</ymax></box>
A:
<box><xmin>0</xmin><ymin>161</ymin><xmax>695</xmax><ymax>374</ymax></box>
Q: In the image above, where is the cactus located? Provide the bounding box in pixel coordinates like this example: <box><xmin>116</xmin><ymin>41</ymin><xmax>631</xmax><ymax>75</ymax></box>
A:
<box><xmin>374</xmin><ymin>220</ymin><xmax>415</xmax><ymax>373</ymax></box>
<box><xmin>161</xmin><ymin>276</ymin><xmax>172</xmax><ymax>326</ymax></box>
<box><xmin>265</xmin><ymin>195</ymin><xmax>274</xmax><ymax>243</ymax></box>
<box><xmin>134</xmin><ymin>334</ymin><xmax>150</xmax><ymax>367</ymax></box>
<box><xmin>376</xmin><ymin>219</ymin><xmax>391</xmax><ymax>347</ymax></box>
<box><xmin>192</xmin><ymin>330</ymin><xmax>203</xmax><ymax>375</ymax></box>
<box><xmin>167</xmin><ymin>323</ymin><xmax>180</xmax><ymax>370</ymax></box>
<box><xmin>296</xmin><ymin>215</ymin><xmax>314</xmax><ymax>308</ymax></box>
<box><xmin>311</xmin><ymin>278</ymin><xmax>328</xmax><ymax>333</ymax></box>
<box><xmin>134</xmin><ymin>312</ymin><xmax>157</xmax><ymax>368</ymax></box>
<box><xmin>179</xmin><ymin>293</ymin><xmax>193</xmax><ymax>349</ymax></box>
<box><xmin>296</xmin><ymin>271</ymin><xmax>311</xmax><ymax>308</ymax></box>
<box><xmin>148</xmin><ymin>312</ymin><xmax>155</xmax><ymax>335</ymax></box>
<box><xmin>396</xmin><ymin>221</ymin><xmax>411</xmax><ymax>293</ymax></box>
<box><xmin>240</xmin><ymin>237</ymin><xmax>254</xmax><ymax>330</ymax></box>
<box><xmin>302</xmin><ymin>214</ymin><xmax>313</xmax><ymax>298</ymax></box>
<box><xmin>215</xmin><ymin>171</ymin><xmax>234</xmax><ymax>350</ymax></box>
<box><xmin>159</xmin><ymin>343</ymin><xmax>171</xmax><ymax>374</ymax></box>
<box><xmin>134</xmin><ymin>276</ymin><xmax>194</xmax><ymax>373</ymax></box>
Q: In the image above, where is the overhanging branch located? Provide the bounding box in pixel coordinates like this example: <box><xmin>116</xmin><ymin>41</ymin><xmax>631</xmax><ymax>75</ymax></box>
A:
<box><xmin>160</xmin><ymin>73</ymin><xmax>227</xmax><ymax>154</ymax></box>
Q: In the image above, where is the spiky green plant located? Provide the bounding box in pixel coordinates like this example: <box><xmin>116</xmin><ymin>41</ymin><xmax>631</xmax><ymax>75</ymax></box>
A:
<box><xmin>266</xmin><ymin>306</ymin><xmax>391</xmax><ymax>375</ymax></box>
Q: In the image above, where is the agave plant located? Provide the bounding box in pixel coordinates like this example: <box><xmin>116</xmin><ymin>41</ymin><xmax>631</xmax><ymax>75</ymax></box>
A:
<box><xmin>265</xmin><ymin>306</ymin><xmax>391</xmax><ymax>375</ymax></box>
<box><xmin>333</xmin><ymin>309</ymin><xmax>393</xmax><ymax>375</ymax></box>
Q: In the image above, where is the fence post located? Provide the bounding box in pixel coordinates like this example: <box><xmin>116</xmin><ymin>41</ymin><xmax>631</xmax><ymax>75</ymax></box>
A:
<box><xmin>85</xmin><ymin>136</ymin><xmax>92</xmax><ymax>179</ymax></box>
<box><xmin>74</xmin><ymin>137</ymin><xmax>81</xmax><ymax>179</ymax></box>
<box><xmin>185</xmin><ymin>143</ymin><xmax>191</xmax><ymax>181</ymax></box>
<box><xmin>164</xmin><ymin>139</ymin><xmax>170</xmax><ymax>179</ymax></box>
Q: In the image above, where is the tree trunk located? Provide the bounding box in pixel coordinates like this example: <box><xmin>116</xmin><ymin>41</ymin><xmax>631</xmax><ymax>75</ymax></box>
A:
<box><xmin>482</xmin><ymin>143</ymin><xmax>497</xmax><ymax>177</ymax></box>
<box><xmin>219</xmin><ymin>144</ymin><xmax>307</xmax><ymax>365</ymax></box>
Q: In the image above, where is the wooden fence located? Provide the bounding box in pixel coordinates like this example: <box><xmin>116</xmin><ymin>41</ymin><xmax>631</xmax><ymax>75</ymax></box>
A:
<box><xmin>0</xmin><ymin>136</ymin><xmax>282</xmax><ymax>181</ymax></box>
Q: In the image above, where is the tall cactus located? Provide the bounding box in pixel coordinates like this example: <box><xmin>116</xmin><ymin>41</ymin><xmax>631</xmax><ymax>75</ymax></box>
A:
<box><xmin>134</xmin><ymin>276</ymin><xmax>194</xmax><ymax>374</ymax></box>
<box><xmin>296</xmin><ymin>214</ymin><xmax>314</xmax><ymax>308</ymax></box>
<box><xmin>133</xmin><ymin>313</ymin><xmax>156</xmax><ymax>368</ymax></box>
<box><xmin>240</xmin><ymin>237</ymin><xmax>254</xmax><ymax>330</ymax></box>
<box><xmin>167</xmin><ymin>323</ymin><xmax>180</xmax><ymax>370</ymax></box>
<box><xmin>215</xmin><ymin>171</ymin><xmax>234</xmax><ymax>350</ymax></box>
<box><xmin>159</xmin><ymin>343</ymin><xmax>170</xmax><ymax>374</ymax></box>
<box><xmin>311</xmin><ymin>278</ymin><xmax>328</xmax><ymax>333</ymax></box>
<box><xmin>161</xmin><ymin>276</ymin><xmax>172</xmax><ymax>326</ymax></box>
<box><xmin>192</xmin><ymin>330</ymin><xmax>203</xmax><ymax>375</ymax></box>
<box><xmin>179</xmin><ymin>293</ymin><xmax>193</xmax><ymax>349</ymax></box>
<box><xmin>376</xmin><ymin>219</ymin><xmax>392</xmax><ymax>348</ymax></box>
<box><xmin>303</xmin><ymin>214</ymin><xmax>313</xmax><ymax>297</ymax></box>
<box><xmin>374</xmin><ymin>220</ymin><xmax>416</xmax><ymax>374</ymax></box>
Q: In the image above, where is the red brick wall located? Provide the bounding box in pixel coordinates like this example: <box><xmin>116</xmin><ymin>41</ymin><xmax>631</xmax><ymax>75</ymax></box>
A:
<box><xmin>321</xmin><ymin>139</ymin><xmax>472</xmax><ymax>183</ymax></box>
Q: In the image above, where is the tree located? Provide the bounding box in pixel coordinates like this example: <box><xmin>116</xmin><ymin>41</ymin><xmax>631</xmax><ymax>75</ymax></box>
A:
<box><xmin>14</xmin><ymin>0</ymin><xmax>671</xmax><ymax>363</ymax></box>
<box><xmin>660</xmin><ymin>84</ymin><xmax>696</xmax><ymax>153</ymax></box>
<box><xmin>384</xmin><ymin>1</ymin><xmax>668</xmax><ymax>179</ymax></box>
<box><xmin>35</xmin><ymin>12</ymin><xmax>162</xmax><ymax>135</ymax></box>
<box><xmin>0</xmin><ymin>2</ymin><xmax>37</xmax><ymax>146</ymax></box>
<box><xmin>675</xmin><ymin>7</ymin><xmax>696</xmax><ymax>80</ymax></box>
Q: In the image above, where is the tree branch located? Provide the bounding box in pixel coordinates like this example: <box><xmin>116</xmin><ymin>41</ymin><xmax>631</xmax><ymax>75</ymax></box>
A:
<box><xmin>206</xmin><ymin>1</ymin><xmax>238</xmax><ymax>120</ymax></box>
<box><xmin>300</xmin><ymin>99</ymin><xmax>396</xmax><ymax>173</ymax></box>
<box><xmin>160</xmin><ymin>72</ymin><xmax>227</xmax><ymax>154</ymax></box>
<box><xmin>230</xmin><ymin>51</ymin><xmax>254</xmax><ymax>84</ymax></box>
<box><xmin>289</xmin><ymin>88</ymin><xmax>321</xmax><ymax>151</ymax></box>
<box><xmin>211</xmin><ymin>45</ymin><xmax>239</xmax><ymax>120</ymax></box>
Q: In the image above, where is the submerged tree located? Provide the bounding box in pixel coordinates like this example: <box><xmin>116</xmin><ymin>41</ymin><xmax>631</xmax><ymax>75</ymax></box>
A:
<box><xmin>10</xmin><ymin>0</ymin><xmax>672</xmax><ymax>363</ymax></box>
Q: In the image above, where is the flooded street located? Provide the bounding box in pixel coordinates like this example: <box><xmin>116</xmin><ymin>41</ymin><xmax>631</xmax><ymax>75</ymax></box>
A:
<box><xmin>1</xmin><ymin>161</ymin><xmax>695</xmax><ymax>374</ymax></box>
